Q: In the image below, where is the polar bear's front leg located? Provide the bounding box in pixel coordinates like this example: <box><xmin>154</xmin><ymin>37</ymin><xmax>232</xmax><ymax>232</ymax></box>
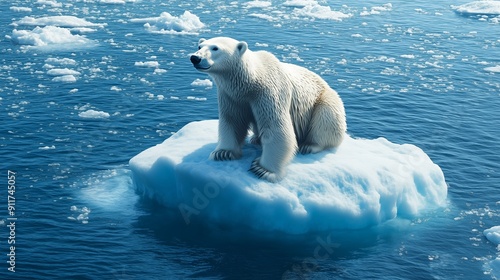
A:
<box><xmin>210</xmin><ymin>97</ymin><xmax>251</xmax><ymax>161</ymax></box>
<box><xmin>249</xmin><ymin>106</ymin><xmax>297</xmax><ymax>182</ymax></box>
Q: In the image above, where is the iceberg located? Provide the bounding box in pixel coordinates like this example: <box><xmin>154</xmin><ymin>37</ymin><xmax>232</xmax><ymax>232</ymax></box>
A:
<box><xmin>129</xmin><ymin>120</ymin><xmax>447</xmax><ymax>234</ymax></box>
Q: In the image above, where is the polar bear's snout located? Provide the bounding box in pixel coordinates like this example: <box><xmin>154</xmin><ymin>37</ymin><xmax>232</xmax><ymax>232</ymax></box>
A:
<box><xmin>190</xmin><ymin>55</ymin><xmax>202</xmax><ymax>65</ymax></box>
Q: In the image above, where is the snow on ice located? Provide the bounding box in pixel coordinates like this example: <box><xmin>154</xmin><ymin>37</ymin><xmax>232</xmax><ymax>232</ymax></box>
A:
<box><xmin>129</xmin><ymin>120</ymin><xmax>448</xmax><ymax>234</ymax></box>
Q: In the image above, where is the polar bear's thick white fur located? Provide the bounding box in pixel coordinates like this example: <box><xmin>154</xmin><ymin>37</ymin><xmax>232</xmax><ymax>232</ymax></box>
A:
<box><xmin>190</xmin><ymin>37</ymin><xmax>346</xmax><ymax>182</ymax></box>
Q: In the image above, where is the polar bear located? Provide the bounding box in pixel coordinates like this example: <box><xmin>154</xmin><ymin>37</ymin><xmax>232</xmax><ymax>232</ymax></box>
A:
<box><xmin>190</xmin><ymin>37</ymin><xmax>346</xmax><ymax>182</ymax></box>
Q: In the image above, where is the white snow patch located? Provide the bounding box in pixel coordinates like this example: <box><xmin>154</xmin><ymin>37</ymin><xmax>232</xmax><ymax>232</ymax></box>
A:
<box><xmin>130</xmin><ymin>11</ymin><xmax>205</xmax><ymax>35</ymax></box>
<box><xmin>129</xmin><ymin>120</ymin><xmax>447</xmax><ymax>234</ymax></box>
<box><xmin>79</xmin><ymin>110</ymin><xmax>110</xmax><ymax>119</ymax></box>
<box><xmin>191</xmin><ymin>78</ymin><xmax>213</xmax><ymax>88</ymax></box>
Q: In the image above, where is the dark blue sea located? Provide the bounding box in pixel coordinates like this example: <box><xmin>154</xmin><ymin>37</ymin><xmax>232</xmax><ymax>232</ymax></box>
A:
<box><xmin>1</xmin><ymin>0</ymin><xmax>500</xmax><ymax>279</ymax></box>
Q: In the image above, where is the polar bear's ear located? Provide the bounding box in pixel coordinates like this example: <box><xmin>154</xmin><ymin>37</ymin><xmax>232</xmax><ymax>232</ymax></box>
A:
<box><xmin>198</xmin><ymin>38</ymin><xmax>206</xmax><ymax>44</ymax></box>
<box><xmin>237</xmin><ymin>41</ymin><xmax>248</xmax><ymax>55</ymax></box>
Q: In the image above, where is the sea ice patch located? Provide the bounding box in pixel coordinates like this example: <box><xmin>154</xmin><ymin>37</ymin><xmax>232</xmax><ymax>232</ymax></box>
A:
<box><xmin>452</xmin><ymin>1</ymin><xmax>500</xmax><ymax>16</ymax></box>
<box><xmin>130</xmin><ymin>11</ymin><xmax>205</xmax><ymax>35</ymax></box>
<box><xmin>14</xmin><ymin>16</ymin><xmax>105</xmax><ymax>28</ymax></box>
<box><xmin>129</xmin><ymin>120</ymin><xmax>448</xmax><ymax>234</ymax></box>
<box><xmin>484</xmin><ymin>226</ymin><xmax>500</xmax><ymax>279</ymax></box>
<box><xmin>484</xmin><ymin>226</ymin><xmax>500</xmax><ymax>245</ymax></box>
<box><xmin>10</xmin><ymin>26</ymin><xmax>98</xmax><ymax>50</ymax></box>
<box><xmin>190</xmin><ymin>78</ymin><xmax>213</xmax><ymax>88</ymax></box>
<box><xmin>485</xmin><ymin>65</ymin><xmax>500</xmax><ymax>73</ymax></box>
<box><xmin>78</xmin><ymin>109</ymin><xmax>110</xmax><ymax>119</ymax></box>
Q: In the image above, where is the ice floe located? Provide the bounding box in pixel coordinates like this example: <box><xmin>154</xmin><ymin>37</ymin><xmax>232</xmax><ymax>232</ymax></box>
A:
<box><xmin>130</xmin><ymin>11</ymin><xmax>205</xmax><ymax>35</ymax></box>
<box><xmin>10</xmin><ymin>26</ymin><xmax>98</xmax><ymax>50</ymax></box>
<box><xmin>452</xmin><ymin>1</ymin><xmax>500</xmax><ymax>15</ymax></box>
<box><xmin>130</xmin><ymin>120</ymin><xmax>448</xmax><ymax>234</ymax></box>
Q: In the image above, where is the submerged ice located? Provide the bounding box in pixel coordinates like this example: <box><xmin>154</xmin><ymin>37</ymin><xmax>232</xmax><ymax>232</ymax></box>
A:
<box><xmin>129</xmin><ymin>120</ymin><xmax>447</xmax><ymax>234</ymax></box>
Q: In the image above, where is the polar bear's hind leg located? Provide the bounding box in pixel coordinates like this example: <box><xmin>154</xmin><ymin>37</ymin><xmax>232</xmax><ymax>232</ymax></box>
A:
<box><xmin>300</xmin><ymin>89</ymin><xmax>346</xmax><ymax>154</ymax></box>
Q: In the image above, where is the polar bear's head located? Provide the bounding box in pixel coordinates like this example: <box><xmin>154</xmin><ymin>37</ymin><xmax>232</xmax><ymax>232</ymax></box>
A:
<box><xmin>190</xmin><ymin>37</ymin><xmax>248</xmax><ymax>73</ymax></box>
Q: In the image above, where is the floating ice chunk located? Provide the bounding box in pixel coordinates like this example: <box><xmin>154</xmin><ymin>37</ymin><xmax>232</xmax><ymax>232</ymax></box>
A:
<box><xmin>10</xmin><ymin>6</ymin><xmax>32</xmax><ymax>12</ymax></box>
<box><xmin>452</xmin><ymin>1</ymin><xmax>500</xmax><ymax>16</ymax></box>
<box><xmin>39</xmin><ymin>145</ymin><xmax>55</xmax><ymax>150</ymax></box>
<box><xmin>401</xmin><ymin>54</ymin><xmax>416</xmax><ymax>59</ymax></box>
<box><xmin>130</xmin><ymin>11</ymin><xmax>205</xmax><ymax>35</ymax></box>
<box><xmin>283</xmin><ymin>0</ymin><xmax>317</xmax><ymax>8</ymax></box>
<box><xmin>191</xmin><ymin>78</ymin><xmax>213</xmax><ymax>88</ymax></box>
<box><xmin>129</xmin><ymin>120</ymin><xmax>448</xmax><ymax>234</ymax></box>
<box><xmin>484</xmin><ymin>226</ymin><xmax>500</xmax><ymax>245</ymax></box>
<box><xmin>79</xmin><ymin>109</ymin><xmax>110</xmax><ymax>119</ymax></box>
<box><xmin>485</xmin><ymin>65</ymin><xmax>500</xmax><ymax>73</ymax></box>
<box><xmin>52</xmin><ymin>75</ymin><xmax>77</xmax><ymax>83</ymax></box>
<box><xmin>360</xmin><ymin>3</ymin><xmax>393</xmax><ymax>16</ymax></box>
<box><xmin>106</xmin><ymin>0</ymin><xmax>138</xmax><ymax>3</ymax></box>
<box><xmin>68</xmin><ymin>206</ymin><xmax>91</xmax><ymax>224</ymax></box>
<box><xmin>244</xmin><ymin>0</ymin><xmax>272</xmax><ymax>9</ymax></box>
<box><xmin>15</xmin><ymin>16</ymin><xmax>105</xmax><ymax>28</ymax></box>
<box><xmin>47</xmin><ymin>68</ymin><xmax>80</xmax><ymax>76</ymax></box>
<box><xmin>484</xmin><ymin>226</ymin><xmax>500</xmax><ymax>278</ymax></box>
<box><xmin>292</xmin><ymin>2</ymin><xmax>352</xmax><ymax>21</ymax></box>
<box><xmin>249</xmin><ymin>13</ymin><xmax>277</xmax><ymax>21</ymax></box>
<box><xmin>10</xmin><ymin>26</ymin><xmax>97</xmax><ymax>49</ymax></box>
<box><xmin>45</xmin><ymin>57</ymin><xmax>77</xmax><ymax>66</ymax></box>
<box><xmin>134</xmin><ymin>61</ymin><xmax>159</xmax><ymax>68</ymax></box>
<box><xmin>36</xmin><ymin>0</ymin><xmax>62</xmax><ymax>8</ymax></box>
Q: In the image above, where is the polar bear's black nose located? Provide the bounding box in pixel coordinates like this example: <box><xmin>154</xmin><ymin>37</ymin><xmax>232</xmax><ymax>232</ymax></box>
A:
<box><xmin>190</xmin><ymin>55</ymin><xmax>201</xmax><ymax>65</ymax></box>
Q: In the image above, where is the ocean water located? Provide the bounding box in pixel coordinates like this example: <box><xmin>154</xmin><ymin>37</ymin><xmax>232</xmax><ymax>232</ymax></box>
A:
<box><xmin>1</xmin><ymin>0</ymin><xmax>500</xmax><ymax>279</ymax></box>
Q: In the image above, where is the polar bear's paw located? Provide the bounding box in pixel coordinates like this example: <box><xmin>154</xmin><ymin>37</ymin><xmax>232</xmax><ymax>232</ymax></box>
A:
<box><xmin>299</xmin><ymin>144</ymin><xmax>323</xmax><ymax>155</ymax></box>
<box><xmin>210</xmin><ymin>149</ymin><xmax>241</xmax><ymax>161</ymax></box>
<box><xmin>249</xmin><ymin>158</ymin><xmax>281</xmax><ymax>183</ymax></box>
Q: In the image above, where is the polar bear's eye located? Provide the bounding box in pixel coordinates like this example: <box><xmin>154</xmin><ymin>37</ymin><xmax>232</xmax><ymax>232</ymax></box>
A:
<box><xmin>212</xmin><ymin>47</ymin><xmax>219</xmax><ymax>51</ymax></box>
<box><xmin>198</xmin><ymin>46</ymin><xmax>201</xmax><ymax>50</ymax></box>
